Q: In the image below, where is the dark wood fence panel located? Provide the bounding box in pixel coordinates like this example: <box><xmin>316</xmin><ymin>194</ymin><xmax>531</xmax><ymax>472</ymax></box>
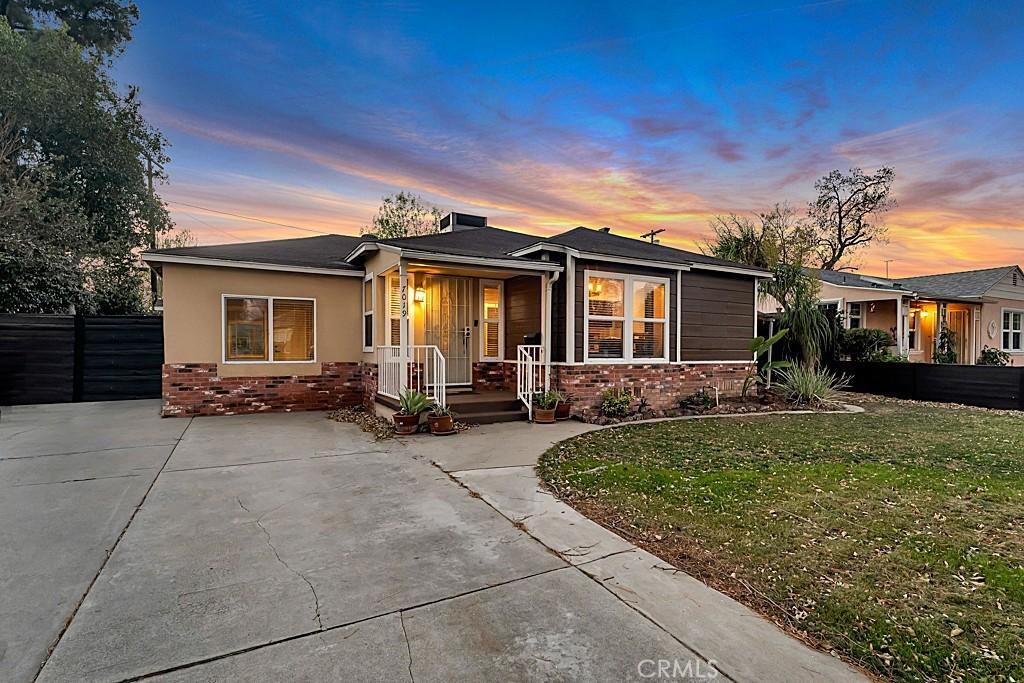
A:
<box><xmin>836</xmin><ymin>361</ymin><xmax>1024</xmax><ymax>410</ymax></box>
<box><xmin>0</xmin><ymin>315</ymin><xmax>76</xmax><ymax>405</ymax></box>
<box><xmin>0</xmin><ymin>314</ymin><xmax>163</xmax><ymax>405</ymax></box>
<box><xmin>80</xmin><ymin>316</ymin><xmax>164</xmax><ymax>402</ymax></box>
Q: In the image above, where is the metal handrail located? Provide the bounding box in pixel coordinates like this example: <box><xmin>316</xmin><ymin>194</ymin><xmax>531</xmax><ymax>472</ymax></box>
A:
<box><xmin>376</xmin><ymin>345</ymin><xmax>446</xmax><ymax>406</ymax></box>
<box><xmin>516</xmin><ymin>344</ymin><xmax>545</xmax><ymax>421</ymax></box>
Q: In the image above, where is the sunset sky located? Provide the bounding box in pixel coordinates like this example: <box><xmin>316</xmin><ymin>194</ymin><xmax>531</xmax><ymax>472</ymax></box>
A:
<box><xmin>119</xmin><ymin>1</ymin><xmax>1024</xmax><ymax>277</ymax></box>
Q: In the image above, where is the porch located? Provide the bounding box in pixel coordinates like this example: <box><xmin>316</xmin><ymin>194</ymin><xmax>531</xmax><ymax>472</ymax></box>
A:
<box><xmin>365</xmin><ymin>257</ymin><xmax>559</xmax><ymax>421</ymax></box>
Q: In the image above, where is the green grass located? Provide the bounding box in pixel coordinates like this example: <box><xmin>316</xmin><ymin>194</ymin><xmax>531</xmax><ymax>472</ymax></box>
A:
<box><xmin>537</xmin><ymin>401</ymin><xmax>1024</xmax><ymax>682</ymax></box>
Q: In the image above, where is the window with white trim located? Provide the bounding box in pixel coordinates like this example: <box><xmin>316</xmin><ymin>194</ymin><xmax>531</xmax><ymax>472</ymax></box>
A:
<box><xmin>387</xmin><ymin>275</ymin><xmax>401</xmax><ymax>345</ymax></box>
<box><xmin>908</xmin><ymin>309</ymin><xmax>919</xmax><ymax>350</ymax></box>
<box><xmin>585</xmin><ymin>271</ymin><xmax>668</xmax><ymax>361</ymax></box>
<box><xmin>223</xmin><ymin>296</ymin><xmax>315</xmax><ymax>362</ymax></box>
<box><xmin>847</xmin><ymin>302</ymin><xmax>862</xmax><ymax>329</ymax></box>
<box><xmin>1003</xmin><ymin>309</ymin><xmax>1023</xmax><ymax>351</ymax></box>
<box><xmin>362</xmin><ymin>273</ymin><xmax>374</xmax><ymax>351</ymax></box>
<box><xmin>480</xmin><ymin>280</ymin><xmax>503</xmax><ymax>361</ymax></box>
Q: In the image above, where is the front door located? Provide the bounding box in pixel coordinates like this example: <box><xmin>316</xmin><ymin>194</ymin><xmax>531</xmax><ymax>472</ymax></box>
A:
<box><xmin>424</xmin><ymin>276</ymin><xmax>472</xmax><ymax>385</ymax></box>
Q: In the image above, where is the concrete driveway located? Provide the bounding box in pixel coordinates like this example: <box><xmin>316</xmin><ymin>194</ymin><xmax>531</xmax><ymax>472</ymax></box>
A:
<box><xmin>1</xmin><ymin>402</ymin><xmax>707</xmax><ymax>682</ymax></box>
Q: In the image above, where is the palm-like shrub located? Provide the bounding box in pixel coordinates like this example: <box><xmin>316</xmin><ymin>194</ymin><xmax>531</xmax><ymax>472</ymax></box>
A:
<box><xmin>776</xmin><ymin>365</ymin><xmax>849</xmax><ymax>406</ymax></box>
<box><xmin>398</xmin><ymin>390</ymin><xmax>431</xmax><ymax>416</ymax></box>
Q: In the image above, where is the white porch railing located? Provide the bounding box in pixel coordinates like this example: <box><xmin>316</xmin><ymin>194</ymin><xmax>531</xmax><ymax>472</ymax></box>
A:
<box><xmin>376</xmin><ymin>345</ymin><xmax>446</xmax><ymax>407</ymax></box>
<box><xmin>516</xmin><ymin>344</ymin><xmax>547</xmax><ymax>421</ymax></box>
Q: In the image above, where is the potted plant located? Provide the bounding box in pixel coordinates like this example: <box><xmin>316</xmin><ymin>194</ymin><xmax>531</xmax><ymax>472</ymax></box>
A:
<box><xmin>532</xmin><ymin>390</ymin><xmax>561</xmax><ymax>424</ymax></box>
<box><xmin>554</xmin><ymin>391</ymin><xmax>574</xmax><ymax>420</ymax></box>
<box><xmin>393</xmin><ymin>390</ymin><xmax>430</xmax><ymax>435</ymax></box>
<box><xmin>427</xmin><ymin>403</ymin><xmax>456</xmax><ymax>435</ymax></box>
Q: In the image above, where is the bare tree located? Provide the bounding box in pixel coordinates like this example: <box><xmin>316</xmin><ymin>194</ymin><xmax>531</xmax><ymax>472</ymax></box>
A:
<box><xmin>809</xmin><ymin>167</ymin><xmax>895</xmax><ymax>270</ymax></box>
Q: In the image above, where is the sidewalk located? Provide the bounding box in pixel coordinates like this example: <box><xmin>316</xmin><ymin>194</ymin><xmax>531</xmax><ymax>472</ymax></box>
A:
<box><xmin>411</xmin><ymin>420</ymin><xmax>867</xmax><ymax>683</ymax></box>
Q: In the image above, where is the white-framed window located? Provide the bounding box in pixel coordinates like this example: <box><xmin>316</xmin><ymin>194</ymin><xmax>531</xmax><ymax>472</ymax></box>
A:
<box><xmin>362</xmin><ymin>273</ymin><xmax>375</xmax><ymax>352</ymax></box>
<box><xmin>584</xmin><ymin>270</ymin><xmax>669</xmax><ymax>362</ymax></box>
<box><xmin>908</xmin><ymin>309</ymin><xmax>919</xmax><ymax>351</ymax></box>
<box><xmin>222</xmin><ymin>295</ymin><xmax>315</xmax><ymax>363</ymax></box>
<box><xmin>480</xmin><ymin>279</ymin><xmax>504</xmax><ymax>361</ymax></box>
<box><xmin>387</xmin><ymin>274</ymin><xmax>402</xmax><ymax>345</ymax></box>
<box><xmin>1003</xmin><ymin>308</ymin><xmax>1023</xmax><ymax>352</ymax></box>
<box><xmin>847</xmin><ymin>302</ymin><xmax>862</xmax><ymax>329</ymax></box>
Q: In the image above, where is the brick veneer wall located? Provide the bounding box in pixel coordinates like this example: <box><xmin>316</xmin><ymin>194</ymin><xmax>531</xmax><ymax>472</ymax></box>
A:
<box><xmin>552</xmin><ymin>362</ymin><xmax>752</xmax><ymax>417</ymax></box>
<box><xmin>472</xmin><ymin>362</ymin><xmax>510</xmax><ymax>392</ymax></box>
<box><xmin>162</xmin><ymin>362</ymin><xmax>364</xmax><ymax>417</ymax></box>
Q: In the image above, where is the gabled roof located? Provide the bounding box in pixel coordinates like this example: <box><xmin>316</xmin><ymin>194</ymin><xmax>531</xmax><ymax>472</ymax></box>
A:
<box><xmin>376</xmin><ymin>226</ymin><xmax>541</xmax><ymax>261</ymax></box>
<box><xmin>811</xmin><ymin>269</ymin><xmax>912</xmax><ymax>293</ymax></box>
<box><xmin>898</xmin><ymin>266</ymin><xmax>1022</xmax><ymax>299</ymax></box>
<box><xmin>145</xmin><ymin>235</ymin><xmax>363</xmax><ymax>272</ymax></box>
<box><xmin>542</xmin><ymin>227</ymin><xmax>760</xmax><ymax>270</ymax></box>
<box><xmin>144</xmin><ymin>222</ymin><xmax>771</xmax><ymax>277</ymax></box>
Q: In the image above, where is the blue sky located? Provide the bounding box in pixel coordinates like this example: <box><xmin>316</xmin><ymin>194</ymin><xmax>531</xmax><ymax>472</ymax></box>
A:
<box><xmin>119</xmin><ymin>0</ymin><xmax>1024</xmax><ymax>275</ymax></box>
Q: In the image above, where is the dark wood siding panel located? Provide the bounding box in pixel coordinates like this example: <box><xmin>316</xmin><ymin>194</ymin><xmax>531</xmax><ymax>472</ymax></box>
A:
<box><xmin>503</xmin><ymin>275</ymin><xmax>542</xmax><ymax>360</ymax></box>
<box><xmin>550</xmin><ymin>254</ymin><xmax>567</xmax><ymax>362</ymax></box>
<box><xmin>680</xmin><ymin>271</ymin><xmax>755</xmax><ymax>361</ymax></box>
<box><xmin>574</xmin><ymin>259</ymin><xmax>678</xmax><ymax>362</ymax></box>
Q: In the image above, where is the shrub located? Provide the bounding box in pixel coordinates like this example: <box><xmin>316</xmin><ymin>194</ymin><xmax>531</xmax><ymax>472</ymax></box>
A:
<box><xmin>679</xmin><ymin>388</ymin><xmax>715</xmax><ymax>411</ymax></box>
<box><xmin>600</xmin><ymin>388</ymin><xmax>634</xmax><ymax>417</ymax></box>
<box><xmin>871</xmin><ymin>351</ymin><xmax>909</xmax><ymax>363</ymax></box>
<box><xmin>977</xmin><ymin>346</ymin><xmax>1011</xmax><ymax>366</ymax></box>
<box><xmin>776</xmin><ymin>365</ymin><xmax>850</xmax><ymax>406</ymax></box>
<box><xmin>839</xmin><ymin>328</ymin><xmax>894</xmax><ymax>361</ymax></box>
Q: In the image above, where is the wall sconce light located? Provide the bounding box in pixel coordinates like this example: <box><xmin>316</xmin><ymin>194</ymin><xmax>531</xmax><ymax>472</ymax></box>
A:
<box><xmin>414</xmin><ymin>287</ymin><xmax>426</xmax><ymax>303</ymax></box>
<box><xmin>920</xmin><ymin>310</ymin><xmax>929</xmax><ymax>319</ymax></box>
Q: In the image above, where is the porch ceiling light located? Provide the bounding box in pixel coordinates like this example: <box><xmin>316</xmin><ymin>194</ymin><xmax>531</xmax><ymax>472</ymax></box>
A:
<box><xmin>414</xmin><ymin>287</ymin><xmax>426</xmax><ymax>303</ymax></box>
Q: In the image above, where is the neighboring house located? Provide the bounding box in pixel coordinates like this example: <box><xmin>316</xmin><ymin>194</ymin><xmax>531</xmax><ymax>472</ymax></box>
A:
<box><xmin>761</xmin><ymin>265</ymin><xmax>1024</xmax><ymax>366</ymax></box>
<box><xmin>142</xmin><ymin>212</ymin><xmax>770</xmax><ymax>419</ymax></box>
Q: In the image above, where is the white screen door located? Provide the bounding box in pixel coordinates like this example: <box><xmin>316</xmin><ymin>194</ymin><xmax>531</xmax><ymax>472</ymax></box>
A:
<box><xmin>424</xmin><ymin>276</ymin><xmax>472</xmax><ymax>385</ymax></box>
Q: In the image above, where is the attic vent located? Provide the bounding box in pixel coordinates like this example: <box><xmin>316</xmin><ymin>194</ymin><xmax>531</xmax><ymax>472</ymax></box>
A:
<box><xmin>1014</xmin><ymin>272</ymin><xmax>1019</xmax><ymax>287</ymax></box>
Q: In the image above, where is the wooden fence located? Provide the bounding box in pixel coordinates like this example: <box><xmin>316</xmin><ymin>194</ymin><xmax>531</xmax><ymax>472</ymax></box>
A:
<box><xmin>0</xmin><ymin>315</ymin><xmax>163</xmax><ymax>405</ymax></box>
<box><xmin>834</xmin><ymin>361</ymin><xmax>1024</xmax><ymax>410</ymax></box>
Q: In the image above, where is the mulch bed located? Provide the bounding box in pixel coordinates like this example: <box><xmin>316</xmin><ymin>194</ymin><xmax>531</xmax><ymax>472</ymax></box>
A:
<box><xmin>580</xmin><ymin>393</ymin><xmax>842</xmax><ymax>425</ymax></box>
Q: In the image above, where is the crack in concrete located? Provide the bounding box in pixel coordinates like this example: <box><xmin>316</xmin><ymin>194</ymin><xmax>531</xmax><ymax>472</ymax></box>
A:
<box><xmin>237</xmin><ymin>496</ymin><xmax>324</xmax><ymax>631</ymax></box>
<box><xmin>398</xmin><ymin>611</ymin><xmax>416</xmax><ymax>683</ymax></box>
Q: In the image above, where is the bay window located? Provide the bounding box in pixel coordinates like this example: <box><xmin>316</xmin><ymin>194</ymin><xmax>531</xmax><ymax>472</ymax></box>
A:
<box><xmin>223</xmin><ymin>295</ymin><xmax>315</xmax><ymax>363</ymax></box>
<box><xmin>1003</xmin><ymin>309</ymin><xmax>1023</xmax><ymax>352</ymax></box>
<box><xmin>585</xmin><ymin>271</ymin><xmax>668</xmax><ymax>362</ymax></box>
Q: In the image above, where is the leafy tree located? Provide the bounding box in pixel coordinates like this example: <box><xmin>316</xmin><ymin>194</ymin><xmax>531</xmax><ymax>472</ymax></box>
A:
<box><xmin>2</xmin><ymin>0</ymin><xmax>138</xmax><ymax>55</ymax></box>
<box><xmin>363</xmin><ymin>191</ymin><xmax>443</xmax><ymax>239</ymax></box>
<box><xmin>0</xmin><ymin>113</ymin><xmax>90</xmax><ymax>313</ymax></box>
<box><xmin>809</xmin><ymin>167</ymin><xmax>895</xmax><ymax>270</ymax></box>
<box><xmin>0</xmin><ymin>21</ymin><xmax>170</xmax><ymax>313</ymax></box>
<box><xmin>156</xmin><ymin>227</ymin><xmax>197</xmax><ymax>249</ymax></box>
<box><xmin>705</xmin><ymin>205</ymin><xmax>833</xmax><ymax>365</ymax></box>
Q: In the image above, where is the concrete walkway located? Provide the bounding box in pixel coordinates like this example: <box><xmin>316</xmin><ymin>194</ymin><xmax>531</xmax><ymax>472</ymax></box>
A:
<box><xmin>415</xmin><ymin>419</ymin><xmax>867</xmax><ymax>683</ymax></box>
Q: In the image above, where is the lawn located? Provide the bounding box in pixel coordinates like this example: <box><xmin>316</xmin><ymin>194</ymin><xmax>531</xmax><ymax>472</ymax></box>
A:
<box><xmin>537</xmin><ymin>399</ymin><xmax>1024</xmax><ymax>682</ymax></box>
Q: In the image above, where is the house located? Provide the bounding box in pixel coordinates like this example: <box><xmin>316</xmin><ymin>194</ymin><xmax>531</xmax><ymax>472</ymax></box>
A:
<box><xmin>766</xmin><ymin>265</ymin><xmax>1024</xmax><ymax>366</ymax></box>
<box><xmin>142</xmin><ymin>213</ymin><xmax>770</xmax><ymax>420</ymax></box>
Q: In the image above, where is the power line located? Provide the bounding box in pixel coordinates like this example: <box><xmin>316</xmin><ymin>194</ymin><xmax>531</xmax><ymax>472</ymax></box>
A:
<box><xmin>168</xmin><ymin>201</ymin><xmax>338</xmax><ymax>236</ymax></box>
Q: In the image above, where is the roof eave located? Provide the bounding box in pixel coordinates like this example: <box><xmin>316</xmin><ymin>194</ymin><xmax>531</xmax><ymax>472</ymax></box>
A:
<box><xmin>141</xmin><ymin>252</ymin><xmax>363</xmax><ymax>277</ymax></box>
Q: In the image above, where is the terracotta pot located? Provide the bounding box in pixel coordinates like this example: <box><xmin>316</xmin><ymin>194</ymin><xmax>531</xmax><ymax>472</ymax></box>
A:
<box><xmin>393</xmin><ymin>413</ymin><xmax>420</xmax><ymax>435</ymax></box>
<box><xmin>533</xmin><ymin>407</ymin><xmax>556</xmax><ymax>424</ymax></box>
<box><xmin>428</xmin><ymin>413</ymin><xmax>455</xmax><ymax>434</ymax></box>
<box><xmin>554</xmin><ymin>402</ymin><xmax>572</xmax><ymax>420</ymax></box>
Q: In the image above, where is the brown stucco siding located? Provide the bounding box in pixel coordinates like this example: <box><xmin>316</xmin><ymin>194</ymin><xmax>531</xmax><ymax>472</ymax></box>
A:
<box><xmin>504</xmin><ymin>275</ymin><xmax>542</xmax><ymax>360</ymax></box>
<box><xmin>679</xmin><ymin>271</ymin><xmax>755</xmax><ymax>361</ymax></box>
<box><xmin>161</xmin><ymin>263</ymin><xmax>363</xmax><ymax>372</ymax></box>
